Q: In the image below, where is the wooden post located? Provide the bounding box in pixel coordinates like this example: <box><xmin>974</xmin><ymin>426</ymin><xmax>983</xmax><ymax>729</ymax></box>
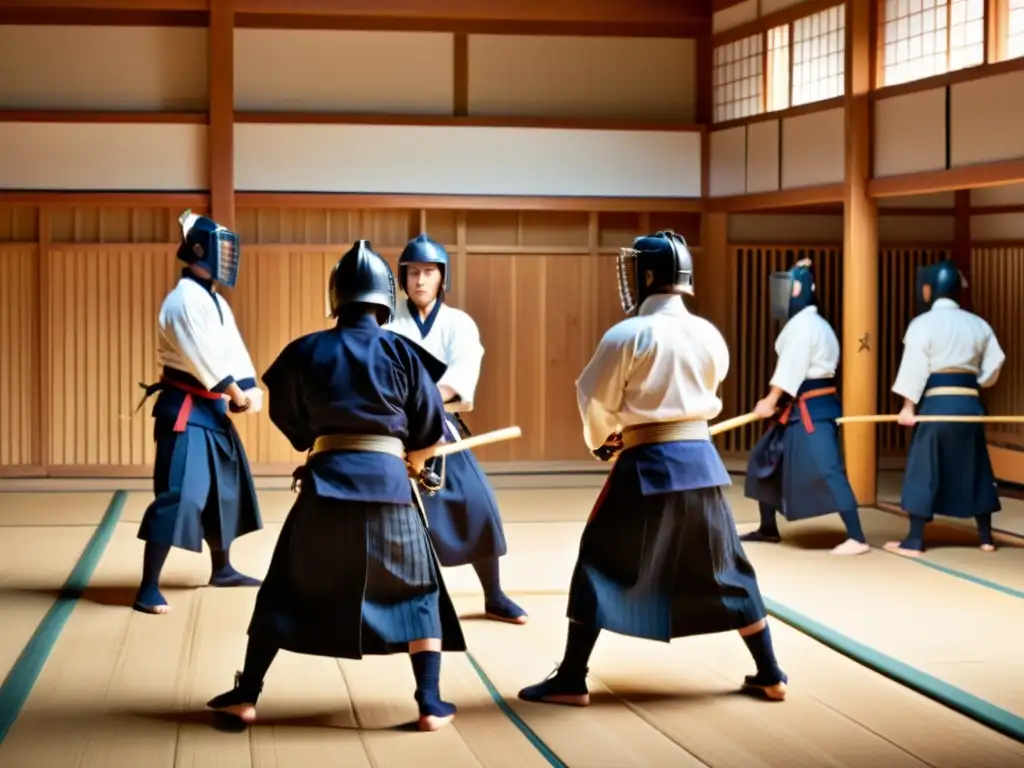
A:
<box><xmin>841</xmin><ymin>0</ymin><xmax>879</xmax><ymax>505</ymax></box>
<box><xmin>953</xmin><ymin>189</ymin><xmax>972</xmax><ymax>310</ymax></box>
<box><xmin>700</xmin><ymin>212</ymin><xmax>734</xmax><ymax>425</ymax></box>
<box><xmin>209</xmin><ymin>0</ymin><xmax>235</xmax><ymax>229</ymax></box>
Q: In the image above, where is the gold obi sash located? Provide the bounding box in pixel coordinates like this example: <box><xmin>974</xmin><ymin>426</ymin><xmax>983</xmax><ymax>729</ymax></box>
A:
<box><xmin>620</xmin><ymin>419</ymin><xmax>711</xmax><ymax>451</ymax></box>
<box><xmin>923</xmin><ymin>387</ymin><xmax>978</xmax><ymax>398</ymax></box>
<box><xmin>308</xmin><ymin>434</ymin><xmax>405</xmax><ymax>460</ymax></box>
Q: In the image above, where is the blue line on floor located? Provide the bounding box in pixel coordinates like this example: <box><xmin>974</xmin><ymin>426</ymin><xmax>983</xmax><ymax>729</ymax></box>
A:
<box><xmin>763</xmin><ymin>596</ymin><xmax>1024</xmax><ymax>743</ymax></box>
<box><xmin>0</xmin><ymin>490</ymin><xmax>127</xmax><ymax>744</ymax></box>
<box><xmin>466</xmin><ymin>651</ymin><xmax>568</xmax><ymax>768</ymax></box>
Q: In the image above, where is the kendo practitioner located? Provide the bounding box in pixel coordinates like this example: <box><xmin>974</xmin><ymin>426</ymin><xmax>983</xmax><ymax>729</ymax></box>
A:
<box><xmin>207</xmin><ymin>241</ymin><xmax>466</xmax><ymax>732</ymax></box>
<box><xmin>518</xmin><ymin>231</ymin><xmax>788</xmax><ymax>707</ymax></box>
<box><xmin>885</xmin><ymin>259</ymin><xmax>1005</xmax><ymax>557</ymax></box>
<box><xmin>132</xmin><ymin>210</ymin><xmax>263</xmax><ymax>615</ymax></box>
<box><xmin>741</xmin><ymin>259</ymin><xmax>870</xmax><ymax>556</ymax></box>
<box><xmin>384</xmin><ymin>234</ymin><xmax>527</xmax><ymax>625</ymax></box>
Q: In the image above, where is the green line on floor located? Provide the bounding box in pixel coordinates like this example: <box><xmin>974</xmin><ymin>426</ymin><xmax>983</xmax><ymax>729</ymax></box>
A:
<box><xmin>764</xmin><ymin>596</ymin><xmax>1024</xmax><ymax>743</ymax></box>
<box><xmin>466</xmin><ymin>651</ymin><xmax>568</xmax><ymax>768</ymax></box>
<box><xmin>0</xmin><ymin>490</ymin><xmax>127</xmax><ymax>745</ymax></box>
<box><xmin>877</xmin><ymin>547</ymin><xmax>1024</xmax><ymax>600</ymax></box>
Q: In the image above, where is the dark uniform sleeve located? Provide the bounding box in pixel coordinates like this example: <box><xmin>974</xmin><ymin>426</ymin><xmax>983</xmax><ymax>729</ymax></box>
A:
<box><xmin>261</xmin><ymin>339</ymin><xmax>314</xmax><ymax>453</ymax></box>
<box><xmin>393</xmin><ymin>337</ymin><xmax>448</xmax><ymax>451</ymax></box>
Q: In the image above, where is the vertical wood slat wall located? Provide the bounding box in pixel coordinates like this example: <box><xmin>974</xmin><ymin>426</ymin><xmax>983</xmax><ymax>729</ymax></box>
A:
<box><xmin>973</xmin><ymin>246</ymin><xmax>1024</xmax><ymax>446</ymax></box>
<box><xmin>715</xmin><ymin>244</ymin><xmax>948</xmax><ymax>459</ymax></box>
<box><xmin>4</xmin><ymin>203</ymin><xmax>1018</xmax><ymax>476</ymax></box>
<box><xmin>0</xmin><ymin>203</ymin><xmax>697</xmax><ymax>475</ymax></box>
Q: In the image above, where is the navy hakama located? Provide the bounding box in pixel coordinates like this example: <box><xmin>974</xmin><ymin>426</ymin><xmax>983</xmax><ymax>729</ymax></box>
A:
<box><xmin>242</xmin><ymin>314</ymin><xmax>466</xmax><ymax>656</ymax></box>
<box><xmin>567</xmin><ymin>440</ymin><xmax>767</xmax><ymax>642</ymax></box>
<box><xmin>137</xmin><ymin>368</ymin><xmax>262</xmax><ymax>553</ymax></box>
<box><xmin>901</xmin><ymin>372</ymin><xmax>1001</xmax><ymax>520</ymax></box>
<box><xmin>422</xmin><ymin>413</ymin><xmax>509</xmax><ymax>567</ymax></box>
<box><xmin>744</xmin><ymin>377</ymin><xmax>858</xmax><ymax>522</ymax></box>
<box><xmin>247</xmin><ymin>490</ymin><xmax>466</xmax><ymax>659</ymax></box>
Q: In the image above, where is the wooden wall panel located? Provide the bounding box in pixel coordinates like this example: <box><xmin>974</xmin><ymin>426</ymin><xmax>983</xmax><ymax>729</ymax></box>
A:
<box><xmin>746</xmin><ymin>120</ymin><xmax>781</xmax><ymax>194</ymax></box>
<box><xmin>709</xmin><ymin>126</ymin><xmax>748</xmax><ymax>197</ymax></box>
<box><xmin>234</xmin><ymin>30</ymin><xmax>454</xmax><ymax>114</ymax></box>
<box><xmin>461</xmin><ymin>253</ymin><xmax>621</xmax><ymax>463</ymax></box>
<box><xmin>712</xmin><ymin>0</ymin><xmax>758</xmax><ymax>34</ymax></box>
<box><xmin>45</xmin><ymin>245</ymin><xmax>180</xmax><ymax>466</ymax></box>
<box><xmin>0</xmin><ymin>25</ymin><xmax>208</xmax><ymax>111</ymax></box>
<box><xmin>873</xmin><ymin>89</ymin><xmax>946</xmax><ymax>178</ymax></box>
<box><xmin>0</xmin><ymin>245</ymin><xmax>39</xmax><ymax>467</ymax></box>
<box><xmin>0</xmin><ymin>123</ymin><xmax>208</xmax><ymax>191</ymax></box>
<box><xmin>0</xmin><ymin>205</ymin><xmax>38</xmax><ymax>242</ymax></box>
<box><xmin>972</xmin><ymin>247</ymin><xmax>1024</xmax><ymax>453</ymax></box>
<box><xmin>950</xmin><ymin>70</ymin><xmax>1024</xmax><ymax>168</ymax></box>
<box><xmin>467</xmin><ymin>35</ymin><xmax>697</xmax><ymax>122</ymax></box>
<box><xmin>0</xmin><ymin>205</ymin><xmax>693</xmax><ymax>475</ymax></box>
<box><xmin>780</xmin><ymin>107</ymin><xmax>845</xmax><ymax>188</ymax></box>
<box><xmin>234</xmin><ymin>123</ymin><xmax>702</xmax><ymax>198</ymax></box>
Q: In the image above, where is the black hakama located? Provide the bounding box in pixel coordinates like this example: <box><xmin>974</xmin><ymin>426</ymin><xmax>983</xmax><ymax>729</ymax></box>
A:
<box><xmin>901</xmin><ymin>372</ymin><xmax>1001</xmax><ymax>521</ymax></box>
<box><xmin>247</xmin><ymin>490</ymin><xmax>466</xmax><ymax>659</ymax></box>
<box><xmin>567</xmin><ymin>440</ymin><xmax>767</xmax><ymax>642</ymax></box>
<box><xmin>422</xmin><ymin>413</ymin><xmax>509</xmax><ymax>567</ymax></box>
<box><xmin>744</xmin><ymin>377</ymin><xmax>858</xmax><ymax>522</ymax></box>
<box><xmin>137</xmin><ymin>371</ymin><xmax>262</xmax><ymax>553</ymax></box>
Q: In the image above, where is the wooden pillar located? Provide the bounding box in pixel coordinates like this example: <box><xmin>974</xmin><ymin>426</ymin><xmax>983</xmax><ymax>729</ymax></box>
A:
<box><xmin>209</xmin><ymin>0</ymin><xmax>235</xmax><ymax>229</ymax></box>
<box><xmin>841</xmin><ymin>0</ymin><xmax>879</xmax><ymax>505</ymax></box>
<box><xmin>700</xmin><ymin>212</ymin><xmax>734</xmax><ymax>417</ymax></box>
<box><xmin>953</xmin><ymin>189</ymin><xmax>973</xmax><ymax>310</ymax></box>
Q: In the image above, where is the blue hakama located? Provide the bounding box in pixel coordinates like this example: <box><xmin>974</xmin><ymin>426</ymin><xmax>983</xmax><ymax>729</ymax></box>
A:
<box><xmin>137</xmin><ymin>368</ymin><xmax>262</xmax><ymax>553</ymax></box>
<box><xmin>901</xmin><ymin>372</ymin><xmax>1001</xmax><ymax>520</ymax></box>
<box><xmin>243</xmin><ymin>316</ymin><xmax>467</xmax><ymax>659</ymax></box>
<box><xmin>744</xmin><ymin>377</ymin><xmax>859</xmax><ymax>522</ymax></box>
<box><xmin>567</xmin><ymin>440</ymin><xmax>767</xmax><ymax>642</ymax></box>
<box><xmin>421</xmin><ymin>413</ymin><xmax>509</xmax><ymax>567</ymax></box>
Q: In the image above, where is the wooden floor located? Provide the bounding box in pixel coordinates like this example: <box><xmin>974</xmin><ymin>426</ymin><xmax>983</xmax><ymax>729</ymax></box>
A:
<box><xmin>1</xmin><ymin>471</ymin><xmax>1023</xmax><ymax>767</ymax></box>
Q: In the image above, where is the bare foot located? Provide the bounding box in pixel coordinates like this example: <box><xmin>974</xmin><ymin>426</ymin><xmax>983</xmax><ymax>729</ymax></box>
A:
<box><xmin>981</xmin><ymin>543</ymin><xmax>997</xmax><ymax>553</ymax></box>
<box><xmin>418</xmin><ymin>713</ymin><xmax>456</xmax><ymax>731</ymax></box>
<box><xmin>830</xmin><ymin>539</ymin><xmax>870</xmax><ymax>556</ymax></box>
<box><xmin>883</xmin><ymin>541</ymin><xmax>923</xmax><ymax>558</ymax></box>
<box><xmin>212</xmin><ymin>702</ymin><xmax>257</xmax><ymax>723</ymax></box>
<box><xmin>742</xmin><ymin>679</ymin><xmax>788</xmax><ymax>701</ymax></box>
<box><xmin>133</xmin><ymin>587</ymin><xmax>170</xmax><ymax>615</ymax></box>
<box><xmin>485</xmin><ymin>611</ymin><xmax>529</xmax><ymax>626</ymax></box>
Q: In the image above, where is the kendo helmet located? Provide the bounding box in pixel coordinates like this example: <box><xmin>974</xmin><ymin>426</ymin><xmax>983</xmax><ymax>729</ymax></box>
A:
<box><xmin>916</xmin><ymin>259</ymin><xmax>966</xmax><ymax>315</ymax></box>
<box><xmin>768</xmin><ymin>255</ymin><xmax>817</xmax><ymax>321</ymax></box>
<box><xmin>176</xmin><ymin>209</ymin><xmax>241</xmax><ymax>288</ymax></box>
<box><xmin>616</xmin><ymin>230</ymin><xmax>694</xmax><ymax>315</ymax></box>
<box><xmin>327</xmin><ymin>240</ymin><xmax>397</xmax><ymax>325</ymax></box>
<box><xmin>398</xmin><ymin>234</ymin><xmax>451</xmax><ymax>299</ymax></box>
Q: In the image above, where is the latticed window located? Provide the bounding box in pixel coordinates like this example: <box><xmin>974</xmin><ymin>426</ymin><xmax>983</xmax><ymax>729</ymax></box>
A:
<box><xmin>712</xmin><ymin>33</ymin><xmax>764</xmax><ymax>123</ymax></box>
<box><xmin>881</xmin><ymin>0</ymin><xmax>985</xmax><ymax>86</ymax></box>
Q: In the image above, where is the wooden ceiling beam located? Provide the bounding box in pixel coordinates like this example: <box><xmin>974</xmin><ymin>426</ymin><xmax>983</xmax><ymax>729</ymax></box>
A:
<box><xmin>0</xmin><ymin>0</ymin><xmax>711</xmax><ymax>35</ymax></box>
<box><xmin>868</xmin><ymin>159</ymin><xmax>1024</xmax><ymax>197</ymax></box>
<box><xmin>235</xmin><ymin>0</ymin><xmax>709</xmax><ymax>25</ymax></box>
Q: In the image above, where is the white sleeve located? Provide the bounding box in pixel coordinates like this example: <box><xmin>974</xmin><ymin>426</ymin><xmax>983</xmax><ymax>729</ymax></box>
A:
<box><xmin>438</xmin><ymin>313</ymin><xmax>484</xmax><ymax>407</ymax></box>
<box><xmin>161</xmin><ymin>293</ymin><xmax>237</xmax><ymax>392</ymax></box>
<box><xmin>891</xmin><ymin>319</ymin><xmax>931</xmax><ymax>404</ymax></box>
<box><xmin>575</xmin><ymin>327</ymin><xmax>635</xmax><ymax>453</ymax></box>
<box><xmin>978</xmin><ymin>324</ymin><xmax>1006</xmax><ymax>388</ymax></box>
<box><xmin>769</xmin><ymin>319</ymin><xmax>813</xmax><ymax>397</ymax></box>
